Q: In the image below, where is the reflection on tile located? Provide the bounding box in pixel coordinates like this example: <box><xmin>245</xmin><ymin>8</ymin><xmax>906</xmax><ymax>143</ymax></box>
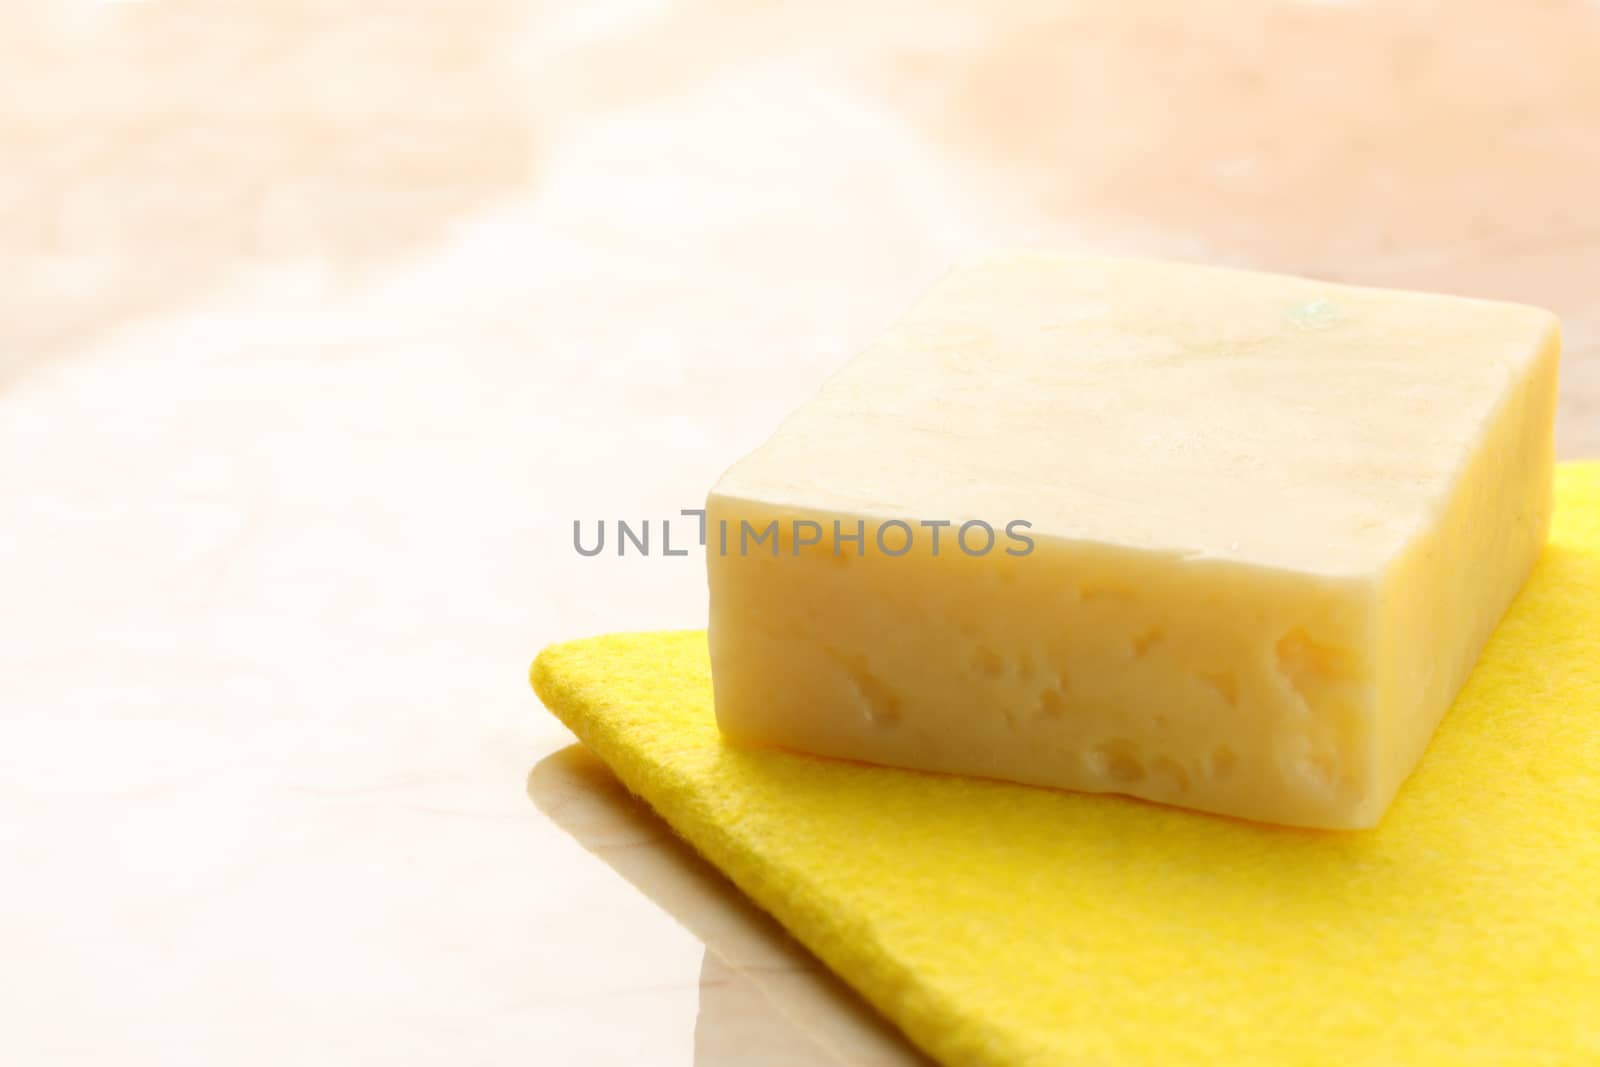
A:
<box><xmin>0</xmin><ymin>1</ymin><xmax>533</xmax><ymax>385</ymax></box>
<box><xmin>528</xmin><ymin>745</ymin><xmax>932</xmax><ymax>1067</ymax></box>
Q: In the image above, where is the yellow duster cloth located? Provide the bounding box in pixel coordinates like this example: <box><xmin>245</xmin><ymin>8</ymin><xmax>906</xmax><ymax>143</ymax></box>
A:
<box><xmin>531</xmin><ymin>462</ymin><xmax>1600</xmax><ymax>1067</ymax></box>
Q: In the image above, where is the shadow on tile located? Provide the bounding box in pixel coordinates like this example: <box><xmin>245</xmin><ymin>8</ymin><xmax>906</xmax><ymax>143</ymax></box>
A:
<box><xmin>527</xmin><ymin>744</ymin><xmax>931</xmax><ymax>1067</ymax></box>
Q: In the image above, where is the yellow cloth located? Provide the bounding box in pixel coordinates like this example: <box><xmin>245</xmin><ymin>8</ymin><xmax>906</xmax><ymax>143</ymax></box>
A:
<box><xmin>531</xmin><ymin>462</ymin><xmax>1600</xmax><ymax>1067</ymax></box>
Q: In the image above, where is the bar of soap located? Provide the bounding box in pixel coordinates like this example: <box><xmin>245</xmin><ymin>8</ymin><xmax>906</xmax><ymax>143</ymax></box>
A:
<box><xmin>706</xmin><ymin>252</ymin><xmax>1559</xmax><ymax>829</ymax></box>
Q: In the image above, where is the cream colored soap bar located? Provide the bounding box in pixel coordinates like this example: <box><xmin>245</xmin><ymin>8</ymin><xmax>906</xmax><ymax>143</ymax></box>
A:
<box><xmin>706</xmin><ymin>253</ymin><xmax>1559</xmax><ymax>829</ymax></box>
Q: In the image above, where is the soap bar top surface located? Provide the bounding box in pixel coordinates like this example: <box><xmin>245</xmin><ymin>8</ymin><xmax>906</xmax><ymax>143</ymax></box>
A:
<box><xmin>716</xmin><ymin>252</ymin><xmax>1559</xmax><ymax>575</ymax></box>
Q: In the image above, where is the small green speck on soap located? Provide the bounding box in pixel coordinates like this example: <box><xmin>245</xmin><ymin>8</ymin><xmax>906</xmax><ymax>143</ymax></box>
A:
<box><xmin>1289</xmin><ymin>297</ymin><xmax>1340</xmax><ymax>331</ymax></box>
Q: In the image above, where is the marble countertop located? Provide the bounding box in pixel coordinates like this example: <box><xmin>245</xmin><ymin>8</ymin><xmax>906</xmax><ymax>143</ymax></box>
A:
<box><xmin>4</xmin><ymin>2</ymin><xmax>1597</xmax><ymax>1063</ymax></box>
